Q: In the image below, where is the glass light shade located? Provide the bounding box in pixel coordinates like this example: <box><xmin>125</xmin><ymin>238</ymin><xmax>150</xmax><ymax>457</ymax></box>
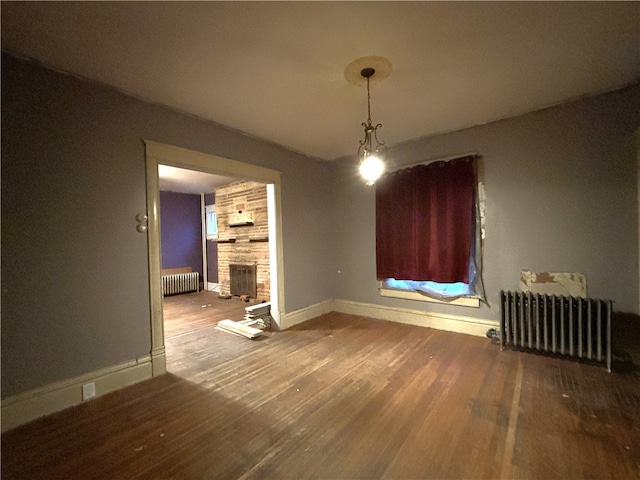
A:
<box><xmin>359</xmin><ymin>154</ymin><xmax>385</xmax><ymax>186</ymax></box>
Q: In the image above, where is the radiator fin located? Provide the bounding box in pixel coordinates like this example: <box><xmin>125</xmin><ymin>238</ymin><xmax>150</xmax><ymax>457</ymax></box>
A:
<box><xmin>162</xmin><ymin>272</ymin><xmax>199</xmax><ymax>296</ymax></box>
<box><xmin>500</xmin><ymin>290</ymin><xmax>612</xmax><ymax>372</ymax></box>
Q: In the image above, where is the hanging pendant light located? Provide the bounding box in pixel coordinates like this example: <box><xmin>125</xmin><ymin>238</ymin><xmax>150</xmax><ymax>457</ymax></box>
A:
<box><xmin>345</xmin><ymin>56</ymin><xmax>392</xmax><ymax>186</ymax></box>
<box><xmin>357</xmin><ymin>67</ymin><xmax>387</xmax><ymax>186</ymax></box>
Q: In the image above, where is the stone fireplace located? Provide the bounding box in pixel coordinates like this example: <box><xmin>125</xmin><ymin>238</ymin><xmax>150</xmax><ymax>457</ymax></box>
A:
<box><xmin>216</xmin><ymin>180</ymin><xmax>270</xmax><ymax>301</ymax></box>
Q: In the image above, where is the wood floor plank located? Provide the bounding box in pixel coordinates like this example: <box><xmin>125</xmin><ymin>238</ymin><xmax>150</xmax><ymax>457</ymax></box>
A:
<box><xmin>2</xmin><ymin>292</ymin><xmax>639</xmax><ymax>479</ymax></box>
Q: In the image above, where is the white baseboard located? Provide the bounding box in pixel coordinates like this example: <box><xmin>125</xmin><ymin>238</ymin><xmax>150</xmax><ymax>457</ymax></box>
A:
<box><xmin>279</xmin><ymin>299</ymin><xmax>334</xmax><ymax>330</ymax></box>
<box><xmin>331</xmin><ymin>298</ymin><xmax>498</xmax><ymax>337</ymax></box>
<box><xmin>1</xmin><ymin>354</ymin><xmax>154</xmax><ymax>433</ymax></box>
<box><xmin>280</xmin><ymin>298</ymin><xmax>497</xmax><ymax>337</ymax></box>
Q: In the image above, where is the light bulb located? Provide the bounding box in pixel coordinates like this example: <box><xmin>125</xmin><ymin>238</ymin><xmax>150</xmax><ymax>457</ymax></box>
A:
<box><xmin>359</xmin><ymin>155</ymin><xmax>385</xmax><ymax>186</ymax></box>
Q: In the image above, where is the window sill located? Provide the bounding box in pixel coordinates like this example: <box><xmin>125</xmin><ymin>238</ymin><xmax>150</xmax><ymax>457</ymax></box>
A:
<box><xmin>379</xmin><ymin>288</ymin><xmax>480</xmax><ymax>308</ymax></box>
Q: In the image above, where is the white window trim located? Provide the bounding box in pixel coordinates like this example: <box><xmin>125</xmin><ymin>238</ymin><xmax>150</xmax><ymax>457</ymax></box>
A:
<box><xmin>379</xmin><ymin>286</ymin><xmax>480</xmax><ymax>308</ymax></box>
<box><xmin>205</xmin><ymin>204</ymin><xmax>218</xmax><ymax>241</ymax></box>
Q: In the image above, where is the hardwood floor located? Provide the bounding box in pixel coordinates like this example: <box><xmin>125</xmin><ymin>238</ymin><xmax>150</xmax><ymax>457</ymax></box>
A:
<box><xmin>2</xmin><ymin>292</ymin><xmax>639</xmax><ymax>479</ymax></box>
<box><xmin>163</xmin><ymin>290</ymin><xmax>250</xmax><ymax>340</ymax></box>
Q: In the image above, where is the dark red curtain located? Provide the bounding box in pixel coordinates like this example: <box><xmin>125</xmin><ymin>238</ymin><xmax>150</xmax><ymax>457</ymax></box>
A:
<box><xmin>376</xmin><ymin>156</ymin><xmax>476</xmax><ymax>283</ymax></box>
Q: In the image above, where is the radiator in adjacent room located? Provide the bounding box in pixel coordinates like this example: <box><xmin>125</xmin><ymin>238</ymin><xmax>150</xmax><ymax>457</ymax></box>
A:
<box><xmin>500</xmin><ymin>290</ymin><xmax>612</xmax><ymax>371</ymax></box>
<box><xmin>162</xmin><ymin>272</ymin><xmax>199</xmax><ymax>296</ymax></box>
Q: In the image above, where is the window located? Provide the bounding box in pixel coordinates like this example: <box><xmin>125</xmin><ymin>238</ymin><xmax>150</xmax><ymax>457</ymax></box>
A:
<box><xmin>376</xmin><ymin>155</ymin><xmax>485</xmax><ymax>306</ymax></box>
<box><xmin>205</xmin><ymin>204</ymin><xmax>218</xmax><ymax>240</ymax></box>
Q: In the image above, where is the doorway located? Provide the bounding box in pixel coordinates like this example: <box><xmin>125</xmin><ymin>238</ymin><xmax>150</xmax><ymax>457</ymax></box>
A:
<box><xmin>144</xmin><ymin>140</ymin><xmax>284</xmax><ymax>376</ymax></box>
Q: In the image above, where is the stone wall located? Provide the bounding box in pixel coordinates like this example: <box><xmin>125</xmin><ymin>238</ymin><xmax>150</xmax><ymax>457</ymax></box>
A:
<box><xmin>216</xmin><ymin>181</ymin><xmax>270</xmax><ymax>301</ymax></box>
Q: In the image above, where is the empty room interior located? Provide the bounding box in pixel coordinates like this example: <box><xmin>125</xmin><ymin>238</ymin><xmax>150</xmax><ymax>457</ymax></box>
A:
<box><xmin>2</xmin><ymin>2</ymin><xmax>640</xmax><ymax>479</ymax></box>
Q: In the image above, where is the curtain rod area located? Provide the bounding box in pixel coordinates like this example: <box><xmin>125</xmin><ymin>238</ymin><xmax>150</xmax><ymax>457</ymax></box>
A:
<box><xmin>391</xmin><ymin>151</ymin><xmax>478</xmax><ymax>172</ymax></box>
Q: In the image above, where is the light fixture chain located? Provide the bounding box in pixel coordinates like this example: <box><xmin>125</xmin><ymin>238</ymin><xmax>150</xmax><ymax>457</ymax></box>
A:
<box><xmin>367</xmin><ymin>76</ymin><xmax>372</xmax><ymax>125</ymax></box>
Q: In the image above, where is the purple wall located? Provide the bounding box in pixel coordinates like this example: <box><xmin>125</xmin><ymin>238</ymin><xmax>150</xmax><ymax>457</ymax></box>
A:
<box><xmin>159</xmin><ymin>191</ymin><xmax>203</xmax><ymax>277</ymax></box>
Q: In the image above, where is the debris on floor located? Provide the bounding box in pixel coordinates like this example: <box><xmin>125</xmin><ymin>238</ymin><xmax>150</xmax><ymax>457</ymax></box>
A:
<box><xmin>216</xmin><ymin>302</ymin><xmax>273</xmax><ymax>340</ymax></box>
<box><xmin>244</xmin><ymin>302</ymin><xmax>272</xmax><ymax>329</ymax></box>
<box><xmin>217</xmin><ymin>319</ymin><xmax>263</xmax><ymax>339</ymax></box>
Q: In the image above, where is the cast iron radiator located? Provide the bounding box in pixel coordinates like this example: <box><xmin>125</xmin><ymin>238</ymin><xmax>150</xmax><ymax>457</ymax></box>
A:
<box><xmin>500</xmin><ymin>290</ymin><xmax>612</xmax><ymax>371</ymax></box>
<box><xmin>162</xmin><ymin>272</ymin><xmax>199</xmax><ymax>296</ymax></box>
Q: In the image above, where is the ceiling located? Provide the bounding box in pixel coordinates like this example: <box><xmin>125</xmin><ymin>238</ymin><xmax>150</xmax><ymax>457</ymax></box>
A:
<box><xmin>2</xmin><ymin>2</ymin><xmax>639</xmax><ymax>167</ymax></box>
<box><xmin>157</xmin><ymin>165</ymin><xmax>238</xmax><ymax>195</ymax></box>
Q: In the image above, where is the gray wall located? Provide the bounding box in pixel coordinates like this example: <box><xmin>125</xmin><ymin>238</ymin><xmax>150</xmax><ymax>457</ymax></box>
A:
<box><xmin>331</xmin><ymin>84</ymin><xmax>640</xmax><ymax>320</ymax></box>
<box><xmin>1</xmin><ymin>53</ymin><xmax>335</xmax><ymax>397</ymax></box>
<box><xmin>3</xmin><ymin>50</ymin><xmax>638</xmax><ymax>400</ymax></box>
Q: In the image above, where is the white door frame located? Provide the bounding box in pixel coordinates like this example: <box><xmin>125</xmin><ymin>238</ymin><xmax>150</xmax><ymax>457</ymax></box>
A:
<box><xmin>144</xmin><ymin>140</ymin><xmax>285</xmax><ymax>376</ymax></box>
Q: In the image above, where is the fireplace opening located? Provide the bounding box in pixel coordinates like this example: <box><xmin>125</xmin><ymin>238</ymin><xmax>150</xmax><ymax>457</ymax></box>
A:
<box><xmin>230</xmin><ymin>264</ymin><xmax>257</xmax><ymax>298</ymax></box>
